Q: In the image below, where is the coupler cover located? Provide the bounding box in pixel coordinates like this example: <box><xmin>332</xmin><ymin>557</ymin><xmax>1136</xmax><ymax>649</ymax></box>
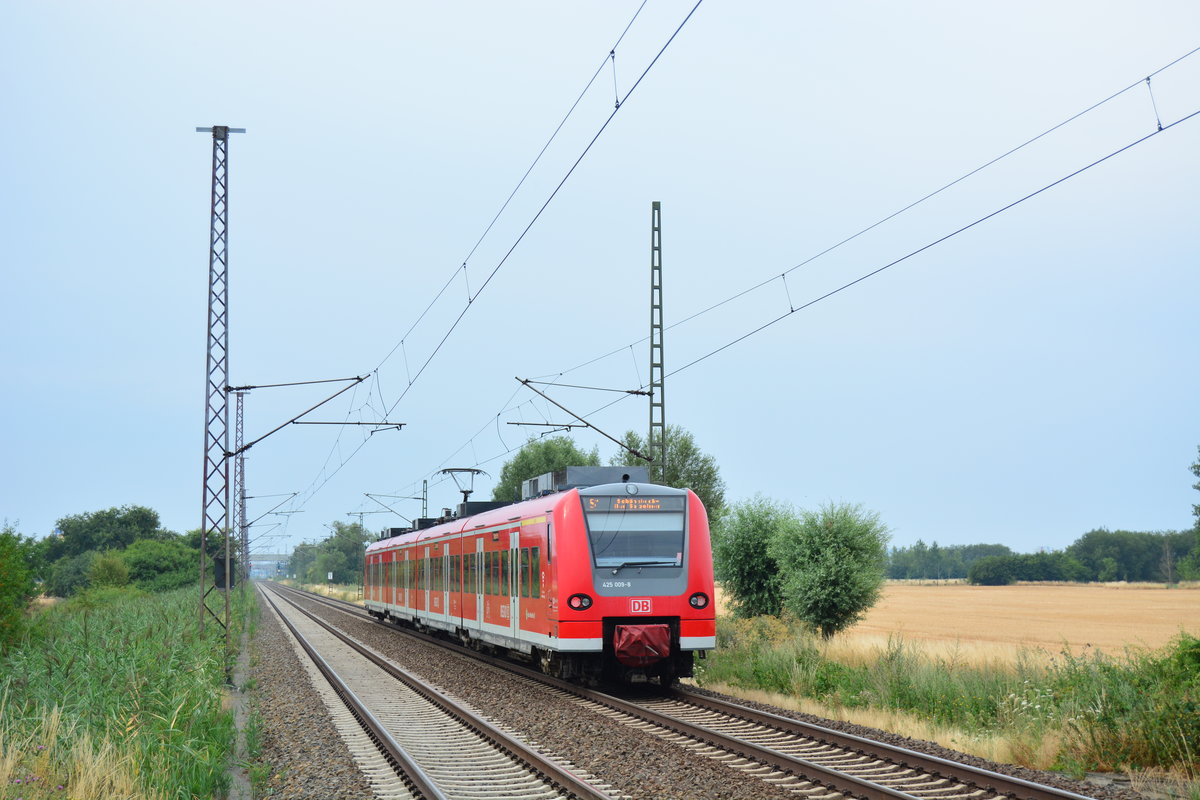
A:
<box><xmin>613</xmin><ymin>623</ymin><xmax>671</xmax><ymax>667</ymax></box>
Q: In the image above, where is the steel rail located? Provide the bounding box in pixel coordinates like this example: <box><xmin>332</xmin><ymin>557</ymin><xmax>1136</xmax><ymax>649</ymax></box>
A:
<box><xmin>266</xmin><ymin>585</ymin><xmax>615</xmax><ymax>800</ymax></box>
<box><xmin>271</xmin><ymin>585</ymin><xmax>916</xmax><ymax>799</ymax></box>
<box><xmin>666</xmin><ymin>688</ymin><xmax>1100</xmax><ymax>800</ymax></box>
<box><xmin>260</xmin><ymin>588</ymin><xmax>447</xmax><ymax>800</ymax></box>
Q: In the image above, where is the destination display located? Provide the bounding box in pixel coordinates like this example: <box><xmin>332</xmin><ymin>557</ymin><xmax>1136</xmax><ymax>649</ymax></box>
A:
<box><xmin>583</xmin><ymin>495</ymin><xmax>686</xmax><ymax>512</ymax></box>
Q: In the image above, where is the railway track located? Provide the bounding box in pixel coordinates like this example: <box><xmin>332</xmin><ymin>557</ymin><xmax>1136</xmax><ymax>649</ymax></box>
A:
<box><xmin>268</xmin><ymin>583</ymin><xmax>1103</xmax><ymax>800</ymax></box>
<box><xmin>259</xmin><ymin>584</ymin><xmax>619</xmax><ymax>800</ymax></box>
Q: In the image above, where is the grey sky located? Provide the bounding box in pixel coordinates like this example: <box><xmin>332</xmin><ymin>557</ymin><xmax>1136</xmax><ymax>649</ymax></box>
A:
<box><xmin>2</xmin><ymin>2</ymin><xmax>1197</xmax><ymax>558</ymax></box>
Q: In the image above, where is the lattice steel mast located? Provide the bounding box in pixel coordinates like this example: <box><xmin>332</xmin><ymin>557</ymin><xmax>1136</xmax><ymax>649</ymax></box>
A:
<box><xmin>197</xmin><ymin>125</ymin><xmax>243</xmax><ymax>655</ymax></box>
<box><xmin>648</xmin><ymin>201</ymin><xmax>666</xmax><ymax>476</ymax></box>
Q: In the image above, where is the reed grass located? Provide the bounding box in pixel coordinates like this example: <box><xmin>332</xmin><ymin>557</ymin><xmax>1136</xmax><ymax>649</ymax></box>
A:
<box><xmin>1</xmin><ymin>585</ymin><xmax>251</xmax><ymax>798</ymax></box>
<box><xmin>281</xmin><ymin>579</ymin><xmax>363</xmax><ymax>605</ymax></box>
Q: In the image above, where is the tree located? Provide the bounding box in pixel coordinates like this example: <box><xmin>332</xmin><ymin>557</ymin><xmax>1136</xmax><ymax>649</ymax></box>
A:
<box><xmin>308</xmin><ymin>549</ymin><xmax>348</xmax><ymax>584</ymax></box>
<box><xmin>1067</xmin><ymin>529</ymin><xmax>1176</xmax><ymax>582</ymax></box>
<box><xmin>1184</xmin><ymin>447</ymin><xmax>1200</xmax><ymax>580</ymax></box>
<box><xmin>1191</xmin><ymin>445</ymin><xmax>1200</xmax><ymax>527</ymax></box>
<box><xmin>967</xmin><ymin>555</ymin><xmax>1017</xmax><ymax>585</ymax></box>
<box><xmin>50</xmin><ymin>505</ymin><xmax>164</xmax><ymax>560</ymax></box>
<box><xmin>492</xmin><ymin>436</ymin><xmax>600</xmax><ymax>504</ymax></box>
<box><xmin>768</xmin><ymin>502</ymin><xmax>889</xmax><ymax>638</ymax></box>
<box><xmin>0</xmin><ymin>525</ymin><xmax>36</xmax><ymax>650</ymax></box>
<box><xmin>610</xmin><ymin>425</ymin><xmax>726</xmax><ymax>518</ymax></box>
<box><xmin>321</xmin><ymin>521</ymin><xmax>372</xmax><ymax>584</ymax></box>
<box><xmin>711</xmin><ymin>496</ymin><xmax>790</xmax><ymax>617</ymax></box>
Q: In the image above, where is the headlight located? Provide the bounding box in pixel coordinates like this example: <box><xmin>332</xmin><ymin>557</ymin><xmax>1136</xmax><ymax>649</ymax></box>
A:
<box><xmin>567</xmin><ymin>593</ymin><xmax>593</xmax><ymax>610</ymax></box>
<box><xmin>689</xmin><ymin>592</ymin><xmax>709</xmax><ymax>609</ymax></box>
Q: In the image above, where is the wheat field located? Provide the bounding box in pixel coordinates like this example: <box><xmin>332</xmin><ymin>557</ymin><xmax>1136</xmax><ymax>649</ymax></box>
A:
<box><xmin>845</xmin><ymin>581</ymin><xmax>1200</xmax><ymax>664</ymax></box>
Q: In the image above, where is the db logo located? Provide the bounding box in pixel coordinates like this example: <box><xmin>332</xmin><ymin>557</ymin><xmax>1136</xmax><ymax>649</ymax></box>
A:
<box><xmin>630</xmin><ymin>598</ymin><xmax>652</xmax><ymax>614</ymax></box>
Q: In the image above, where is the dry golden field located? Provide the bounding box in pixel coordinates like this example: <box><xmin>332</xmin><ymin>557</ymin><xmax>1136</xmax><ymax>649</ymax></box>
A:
<box><xmin>844</xmin><ymin>581</ymin><xmax>1200</xmax><ymax>664</ymax></box>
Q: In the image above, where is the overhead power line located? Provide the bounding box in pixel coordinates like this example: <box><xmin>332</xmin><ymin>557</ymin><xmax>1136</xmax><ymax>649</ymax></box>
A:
<box><xmin>379</xmin><ymin>0</ymin><xmax>705</xmax><ymax>420</ymax></box>
<box><xmin>298</xmin><ymin>38</ymin><xmax>1198</xmax><ymax>528</ymax></box>
<box><xmin>285</xmin><ymin>3</ymin><xmax>705</xmax><ymax>517</ymax></box>
<box><xmin>547</xmin><ymin>44</ymin><xmax>1200</xmax><ymax>381</ymax></box>
<box><xmin>667</xmin><ymin>104</ymin><xmax>1200</xmax><ymax>378</ymax></box>
<box><xmin>383</xmin><ymin>64</ymin><xmax>1200</xmax><ymax>497</ymax></box>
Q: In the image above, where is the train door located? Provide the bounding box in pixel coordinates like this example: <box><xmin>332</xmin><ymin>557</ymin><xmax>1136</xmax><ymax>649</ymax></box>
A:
<box><xmin>508</xmin><ymin>528</ymin><xmax>520</xmax><ymax>639</ymax></box>
<box><xmin>475</xmin><ymin>538</ymin><xmax>484</xmax><ymax>628</ymax></box>
<box><xmin>427</xmin><ymin>544</ymin><xmax>436</xmax><ymax>614</ymax></box>
<box><xmin>390</xmin><ymin>552</ymin><xmax>398</xmax><ymax>608</ymax></box>
<box><xmin>440</xmin><ymin>548</ymin><xmax>449</xmax><ymax>617</ymax></box>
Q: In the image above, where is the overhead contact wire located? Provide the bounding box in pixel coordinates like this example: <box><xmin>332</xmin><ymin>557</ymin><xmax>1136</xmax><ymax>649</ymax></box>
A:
<box><xmin>668</xmin><ymin>105</ymin><xmax>1200</xmax><ymax>379</ymax></box>
<box><xmin>382</xmin><ymin>0</ymin><xmax>704</xmax><ymax>419</ymax></box>
<box><xmin>550</xmin><ymin>44</ymin><xmax>1200</xmax><ymax>379</ymax></box>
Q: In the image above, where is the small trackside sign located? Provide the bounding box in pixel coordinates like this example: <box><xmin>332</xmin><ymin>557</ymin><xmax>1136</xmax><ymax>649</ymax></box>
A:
<box><xmin>630</xmin><ymin>598</ymin><xmax>652</xmax><ymax>614</ymax></box>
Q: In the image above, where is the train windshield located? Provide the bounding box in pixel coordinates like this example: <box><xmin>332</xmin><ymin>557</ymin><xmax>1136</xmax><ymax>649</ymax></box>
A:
<box><xmin>582</xmin><ymin>494</ymin><xmax>686</xmax><ymax>569</ymax></box>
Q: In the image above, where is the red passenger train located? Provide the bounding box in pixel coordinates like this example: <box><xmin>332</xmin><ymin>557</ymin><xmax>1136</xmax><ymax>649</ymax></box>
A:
<box><xmin>363</xmin><ymin>468</ymin><xmax>715</xmax><ymax>683</ymax></box>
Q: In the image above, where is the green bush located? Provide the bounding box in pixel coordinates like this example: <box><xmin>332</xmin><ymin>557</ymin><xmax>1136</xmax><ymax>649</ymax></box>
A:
<box><xmin>967</xmin><ymin>555</ymin><xmax>1017</xmax><ymax>585</ymax></box>
<box><xmin>88</xmin><ymin>551</ymin><xmax>130</xmax><ymax>587</ymax></box>
<box><xmin>45</xmin><ymin>550</ymin><xmax>97</xmax><ymax>597</ymax></box>
<box><xmin>122</xmin><ymin>537</ymin><xmax>195</xmax><ymax>592</ymax></box>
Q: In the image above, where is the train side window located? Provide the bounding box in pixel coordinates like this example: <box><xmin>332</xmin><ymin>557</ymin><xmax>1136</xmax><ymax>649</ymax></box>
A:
<box><xmin>501</xmin><ymin>550</ymin><xmax>510</xmax><ymax>596</ymax></box>
<box><xmin>519</xmin><ymin>548</ymin><xmax>530</xmax><ymax>598</ymax></box>
<box><xmin>464</xmin><ymin>553</ymin><xmax>472</xmax><ymax>594</ymax></box>
<box><xmin>531</xmin><ymin>547</ymin><xmax>540</xmax><ymax>598</ymax></box>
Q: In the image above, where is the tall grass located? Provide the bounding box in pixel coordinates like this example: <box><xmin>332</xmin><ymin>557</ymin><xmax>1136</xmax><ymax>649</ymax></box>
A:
<box><xmin>697</xmin><ymin>615</ymin><xmax>1200</xmax><ymax>778</ymax></box>
<box><xmin>1</xmin><ymin>585</ymin><xmax>252</xmax><ymax>799</ymax></box>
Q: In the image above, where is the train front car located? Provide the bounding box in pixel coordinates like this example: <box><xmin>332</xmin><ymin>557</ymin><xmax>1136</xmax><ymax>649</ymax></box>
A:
<box><xmin>553</xmin><ymin>482</ymin><xmax>715</xmax><ymax>684</ymax></box>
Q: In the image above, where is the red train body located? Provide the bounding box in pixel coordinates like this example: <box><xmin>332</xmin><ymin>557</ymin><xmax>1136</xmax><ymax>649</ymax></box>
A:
<box><xmin>363</xmin><ymin>480</ymin><xmax>716</xmax><ymax>683</ymax></box>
